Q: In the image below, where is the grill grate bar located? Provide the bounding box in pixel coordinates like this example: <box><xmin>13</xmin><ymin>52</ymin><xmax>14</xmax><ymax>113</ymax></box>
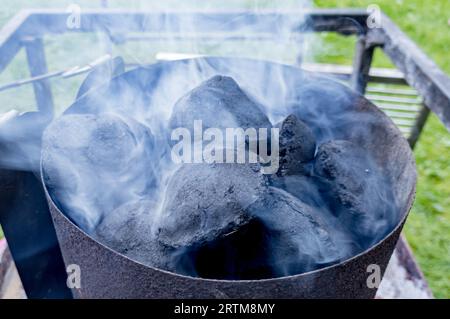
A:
<box><xmin>366</xmin><ymin>94</ymin><xmax>422</xmax><ymax>104</ymax></box>
<box><xmin>374</xmin><ymin>103</ymin><xmax>422</xmax><ymax>112</ymax></box>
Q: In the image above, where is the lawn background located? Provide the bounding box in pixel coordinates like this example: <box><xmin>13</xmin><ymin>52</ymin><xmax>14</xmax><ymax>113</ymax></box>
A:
<box><xmin>315</xmin><ymin>0</ymin><xmax>450</xmax><ymax>299</ymax></box>
<box><xmin>0</xmin><ymin>0</ymin><xmax>448</xmax><ymax>298</ymax></box>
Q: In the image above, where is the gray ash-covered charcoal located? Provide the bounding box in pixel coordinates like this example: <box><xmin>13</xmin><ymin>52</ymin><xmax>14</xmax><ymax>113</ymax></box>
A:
<box><xmin>157</xmin><ymin>159</ymin><xmax>267</xmax><ymax>249</ymax></box>
<box><xmin>270</xmin><ymin>174</ymin><xmax>328</xmax><ymax>209</ymax></box>
<box><xmin>313</xmin><ymin>139</ymin><xmax>395</xmax><ymax>249</ymax></box>
<box><xmin>247</xmin><ymin>187</ymin><xmax>348</xmax><ymax>276</ymax></box>
<box><xmin>155</xmin><ymin>147</ymin><xmax>357</xmax><ymax>279</ymax></box>
<box><xmin>42</xmin><ymin>113</ymin><xmax>158</xmax><ymax>232</ymax></box>
<box><xmin>94</xmin><ymin>199</ymin><xmax>171</xmax><ymax>269</ymax></box>
<box><xmin>180</xmin><ymin>187</ymin><xmax>349</xmax><ymax>280</ymax></box>
<box><xmin>275</xmin><ymin>114</ymin><xmax>316</xmax><ymax>176</ymax></box>
<box><xmin>169</xmin><ymin>75</ymin><xmax>272</xmax><ymax>136</ymax></box>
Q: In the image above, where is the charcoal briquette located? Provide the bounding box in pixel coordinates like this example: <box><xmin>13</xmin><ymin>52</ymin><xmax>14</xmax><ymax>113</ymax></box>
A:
<box><xmin>42</xmin><ymin>113</ymin><xmax>158</xmax><ymax>231</ymax></box>
<box><xmin>275</xmin><ymin>114</ymin><xmax>316</xmax><ymax>176</ymax></box>
<box><xmin>94</xmin><ymin>199</ymin><xmax>169</xmax><ymax>268</ymax></box>
<box><xmin>169</xmin><ymin>75</ymin><xmax>272</xmax><ymax>136</ymax></box>
<box><xmin>313</xmin><ymin>139</ymin><xmax>394</xmax><ymax>249</ymax></box>
<box><xmin>157</xmin><ymin>160</ymin><xmax>267</xmax><ymax>249</ymax></box>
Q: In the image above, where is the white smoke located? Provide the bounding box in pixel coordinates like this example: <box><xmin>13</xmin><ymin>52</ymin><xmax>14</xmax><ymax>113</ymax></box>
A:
<box><xmin>1</xmin><ymin>1</ymin><xmax>407</xmax><ymax>279</ymax></box>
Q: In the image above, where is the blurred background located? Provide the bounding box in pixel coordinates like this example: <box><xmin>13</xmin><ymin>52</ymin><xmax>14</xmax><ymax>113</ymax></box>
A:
<box><xmin>0</xmin><ymin>0</ymin><xmax>448</xmax><ymax>298</ymax></box>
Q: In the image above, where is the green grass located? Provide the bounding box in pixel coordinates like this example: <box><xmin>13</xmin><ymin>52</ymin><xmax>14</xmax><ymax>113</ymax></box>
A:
<box><xmin>0</xmin><ymin>0</ymin><xmax>448</xmax><ymax>298</ymax></box>
<box><xmin>406</xmin><ymin>114</ymin><xmax>450</xmax><ymax>298</ymax></box>
<box><xmin>315</xmin><ymin>0</ymin><xmax>450</xmax><ymax>299</ymax></box>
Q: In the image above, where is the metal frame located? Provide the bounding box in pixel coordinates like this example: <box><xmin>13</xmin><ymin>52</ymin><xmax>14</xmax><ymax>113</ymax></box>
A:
<box><xmin>0</xmin><ymin>8</ymin><xmax>449</xmax><ymax>298</ymax></box>
<box><xmin>0</xmin><ymin>9</ymin><xmax>449</xmax><ymax>129</ymax></box>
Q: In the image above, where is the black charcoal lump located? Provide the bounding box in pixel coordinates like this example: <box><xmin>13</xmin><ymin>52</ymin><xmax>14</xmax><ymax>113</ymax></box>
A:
<box><xmin>246</xmin><ymin>187</ymin><xmax>349</xmax><ymax>277</ymax></box>
<box><xmin>271</xmin><ymin>174</ymin><xmax>329</xmax><ymax>210</ymax></box>
<box><xmin>44</xmin><ymin>73</ymin><xmax>397</xmax><ymax>281</ymax></box>
<box><xmin>157</xmin><ymin>159</ymin><xmax>267</xmax><ymax>249</ymax></box>
<box><xmin>42</xmin><ymin>113</ymin><xmax>158</xmax><ymax>231</ymax></box>
<box><xmin>154</xmin><ymin>157</ymin><xmax>354</xmax><ymax>279</ymax></box>
<box><xmin>275</xmin><ymin>114</ymin><xmax>316</xmax><ymax>176</ymax></box>
<box><xmin>169</xmin><ymin>75</ymin><xmax>272</xmax><ymax>136</ymax></box>
<box><xmin>94</xmin><ymin>199</ymin><xmax>170</xmax><ymax>269</ymax></box>
<box><xmin>313</xmin><ymin>139</ymin><xmax>394</xmax><ymax>249</ymax></box>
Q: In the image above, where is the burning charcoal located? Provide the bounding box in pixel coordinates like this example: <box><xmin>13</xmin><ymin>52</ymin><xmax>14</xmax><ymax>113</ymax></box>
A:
<box><xmin>313</xmin><ymin>140</ymin><xmax>394</xmax><ymax>249</ymax></box>
<box><xmin>42</xmin><ymin>113</ymin><xmax>158</xmax><ymax>232</ymax></box>
<box><xmin>275</xmin><ymin>114</ymin><xmax>316</xmax><ymax>176</ymax></box>
<box><xmin>247</xmin><ymin>187</ymin><xmax>348</xmax><ymax>277</ymax></box>
<box><xmin>270</xmin><ymin>174</ymin><xmax>328</xmax><ymax>209</ymax></box>
<box><xmin>95</xmin><ymin>200</ymin><xmax>154</xmax><ymax>254</ymax></box>
<box><xmin>157</xmin><ymin>156</ymin><xmax>356</xmax><ymax>279</ymax></box>
<box><xmin>169</xmin><ymin>75</ymin><xmax>272</xmax><ymax>136</ymax></box>
<box><xmin>94</xmin><ymin>200</ymin><xmax>170</xmax><ymax>268</ymax></box>
<box><xmin>181</xmin><ymin>187</ymin><xmax>349</xmax><ymax>280</ymax></box>
<box><xmin>157</xmin><ymin>160</ymin><xmax>267</xmax><ymax>249</ymax></box>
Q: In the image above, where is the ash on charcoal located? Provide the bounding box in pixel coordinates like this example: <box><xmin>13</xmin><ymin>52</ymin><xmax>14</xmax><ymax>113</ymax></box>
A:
<box><xmin>157</xmin><ymin>158</ymin><xmax>267</xmax><ymax>249</ymax></box>
<box><xmin>175</xmin><ymin>187</ymin><xmax>349</xmax><ymax>279</ymax></box>
<box><xmin>169</xmin><ymin>75</ymin><xmax>272</xmax><ymax>139</ymax></box>
<box><xmin>270</xmin><ymin>174</ymin><xmax>327</xmax><ymax>209</ymax></box>
<box><xmin>94</xmin><ymin>199</ymin><xmax>170</xmax><ymax>268</ymax></box>
<box><xmin>248</xmin><ymin>187</ymin><xmax>350</xmax><ymax>276</ymax></box>
<box><xmin>42</xmin><ymin>113</ymin><xmax>159</xmax><ymax>231</ymax></box>
<box><xmin>154</xmin><ymin>152</ymin><xmax>353</xmax><ymax>279</ymax></box>
<box><xmin>275</xmin><ymin>114</ymin><xmax>316</xmax><ymax>176</ymax></box>
<box><xmin>313</xmin><ymin>139</ymin><xmax>395</xmax><ymax>249</ymax></box>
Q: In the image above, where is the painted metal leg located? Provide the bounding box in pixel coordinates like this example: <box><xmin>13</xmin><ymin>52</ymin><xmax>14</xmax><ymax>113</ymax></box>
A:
<box><xmin>0</xmin><ymin>170</ymin><xmax>72</xmax><ymax>298</ymax></box>
<box><xmin>351</xmin><ymin>35</ymin><xmax>375</xmax><ymax>94</ymax></box>
<box><xmin>408</xmin><ymin>105</ymin><xmax>431</xmax><ymax>149</ymax></box>
<box><xmin>24</xmin><ymin>37</ymin><xmax>54</xmax><ymax>117</ymax></box>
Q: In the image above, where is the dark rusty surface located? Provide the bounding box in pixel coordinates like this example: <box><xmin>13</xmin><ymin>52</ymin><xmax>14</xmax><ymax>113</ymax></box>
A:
<box><xmin>44</xmin><ymin>57</ymin><xmax>416</xmax><ymax>299</ymax></box>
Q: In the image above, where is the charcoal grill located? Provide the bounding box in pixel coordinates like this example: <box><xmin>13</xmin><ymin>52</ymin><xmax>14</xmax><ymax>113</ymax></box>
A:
<box><xmin>43</xmin><ymin>56</ymin><xmax>416</xmax><ymax>298</ymax></box>
<box><xmin>0</xmin><ymin>8</ymin><xmax>449</xmax><ymax>299</ymax></box>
